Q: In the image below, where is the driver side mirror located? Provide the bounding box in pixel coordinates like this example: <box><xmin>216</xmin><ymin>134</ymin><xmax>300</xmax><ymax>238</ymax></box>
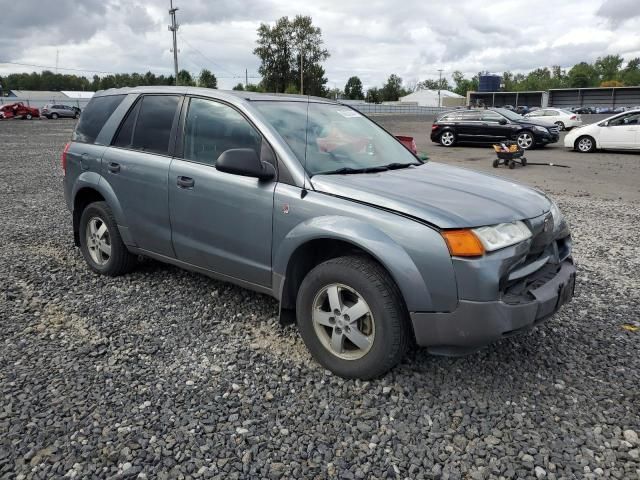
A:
<box><xmin>499</xmin><ymin>119</ymin><xmax>508</xmax><ymax>125</ymax></box>
<box><xmin>216</xmin><ymin>148</ymin><xmax>276</xmax><ymax>180</ymax></box>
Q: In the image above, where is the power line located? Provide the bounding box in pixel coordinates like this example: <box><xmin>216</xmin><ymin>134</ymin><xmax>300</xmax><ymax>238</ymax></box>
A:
<box><xmin>178</xmin><ymin>33</ymin><xmax>259</xmax><ymax>79</ymax></box>
<box><xmin>0</xmin><ymin>60</ymin><xmax>123</xmax><ymax>75</ymax></box>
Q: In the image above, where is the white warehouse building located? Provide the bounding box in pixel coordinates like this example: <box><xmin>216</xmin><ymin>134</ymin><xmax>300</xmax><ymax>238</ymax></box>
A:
<box><xmin>399</xmin><ymin>89</ymin><xmax>465</xmax><ymax>107</ymax></box>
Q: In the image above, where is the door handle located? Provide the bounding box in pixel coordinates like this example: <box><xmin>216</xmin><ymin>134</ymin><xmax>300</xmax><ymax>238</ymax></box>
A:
<box><xmin>177</xmin><ymin>176</ymin><xmax>195</xmax><ymax>188</ymax></box>
<box><xmin>108</xmin><ymin>162</ymin><xmax>120</xmax><ymax>173</ymax></box>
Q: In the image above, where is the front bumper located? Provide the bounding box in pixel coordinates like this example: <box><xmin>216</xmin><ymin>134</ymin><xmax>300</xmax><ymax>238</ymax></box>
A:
<box><xmin>536</xmin><ymin>132</ymin><xmax>559</xmax><ymax>144</ymax></box>
<box><xmin>411</xmin><ymin>259</ymin><xmax>576</xmax><ymax>355</ymax></box>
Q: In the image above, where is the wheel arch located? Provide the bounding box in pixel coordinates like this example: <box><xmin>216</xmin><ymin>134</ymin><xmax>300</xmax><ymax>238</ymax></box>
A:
<box><xmin>273</xmin><ymin>217</ymin><xmax>434</xmax><ymax>323</ymax></box>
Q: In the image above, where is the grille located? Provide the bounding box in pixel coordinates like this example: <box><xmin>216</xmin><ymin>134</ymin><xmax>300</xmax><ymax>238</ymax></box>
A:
<box><xmin>548</xmin><ymin>126</ymin><xmax>560</xmax><ymax>135</ymax></box>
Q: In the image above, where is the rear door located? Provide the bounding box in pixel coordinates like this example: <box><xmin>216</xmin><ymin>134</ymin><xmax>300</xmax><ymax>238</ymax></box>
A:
<box><xmin>169</xmin><ymin>96</ymin><xmax>276</xmax><ymax>286</ymax></box>
<box><xmin>100</xmin><ymin>94</ymin><xmax>183</xmax><ymax>256</ymax></box>
<box><xmin>455</xmin><ymin>110</ymin><xmax>482</xmax><ymax>141</ymax></box>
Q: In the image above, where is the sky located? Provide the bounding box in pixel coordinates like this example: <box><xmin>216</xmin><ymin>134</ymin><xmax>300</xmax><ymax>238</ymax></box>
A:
<box><xmin>1</xmin><ymin>0</ymin><xmax>640</xmax><ymax>90</ymax></box>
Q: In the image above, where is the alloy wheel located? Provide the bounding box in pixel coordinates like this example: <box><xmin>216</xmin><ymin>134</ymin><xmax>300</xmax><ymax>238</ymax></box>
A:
<box><xmin>578</xmin><ymin>137</ymin><xmax>593</xmax><ymax>152</ymax></box>
<box><xmin>85</xmin><ymin>217</ymin><xmax>112</xmax><ymax>266</ymax></box>
<box><xmin>517</xmin><ymin>132</ymin><xmax>533</xmax><ymax>149</ymax></box>
<box><xmin>440</xmin><ymin>131</ymin><xmax>455</xmax><ymax>146</ymax></box>
<box><xmin>311</xmin><ymin>283</ymin><xmax>375</xmax><ymax>360</ymax></box>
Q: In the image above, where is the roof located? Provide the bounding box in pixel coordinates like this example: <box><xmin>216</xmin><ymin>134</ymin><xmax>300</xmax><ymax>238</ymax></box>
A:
<box><xmin>400</xmin><ymin>89</ymin><xmax>464</xmax><ymax>100</ymax></box>
<box><xmin>470</xmin><ymin>90</ymin><xmax>546</xmax><ymax>95</ymax></box>
<box><xmin>8</xmin><ymin>90</ymin><xmax>70</xmax><ymax>100</ymax></box>
<box><xmin>61</xmin><ymin>91</ymin><xmax>94</xmax><ymax>99</ymax></box>
<box><xmin>94</xmin><ymin>86</ymin><xmax>338</xmax><ymax>104</ymax></box>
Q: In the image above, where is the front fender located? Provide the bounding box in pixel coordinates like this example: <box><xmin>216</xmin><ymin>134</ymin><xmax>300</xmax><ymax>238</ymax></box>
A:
<box><xmin>273</xmin><ymin>215</ymin><xmax>433</xmax><ymax>312</ymax></box>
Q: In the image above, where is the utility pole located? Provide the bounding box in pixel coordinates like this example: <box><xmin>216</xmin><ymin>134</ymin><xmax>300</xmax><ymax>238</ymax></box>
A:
<box><xmin>168</xmin><ymin>0</ymin><xmax>179</xmax><ymax>86</ymax></box>
<box><xmin>245</xmin><ymin>68</ymin><xmax>248</xmax><ymax>88</ymax></box>
<box><xmin>437</xmin><ymin>69</ymin><xmax>444</xmax><ymax>107</ymax></box>
<box><xmin>300</xmin><ymin>51</ymin><xmax>304</xmax><ymax>95</ymax></box>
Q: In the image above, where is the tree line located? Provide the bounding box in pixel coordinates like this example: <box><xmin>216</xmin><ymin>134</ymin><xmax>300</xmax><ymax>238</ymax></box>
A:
<box><xmin>0</xmin><ymin>68</ymin><xmax>219</xmax><ymax>93</ymax></box>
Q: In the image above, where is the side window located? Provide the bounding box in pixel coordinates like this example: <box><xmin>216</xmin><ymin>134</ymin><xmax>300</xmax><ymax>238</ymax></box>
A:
<box><xmin>481</xmin><ymin>112</ymin><xmax>502</xmax><ymax>122</ymax></box>
<box><xmin>112</xmin><ymin>99</ymin><xmax>142</xmax><ymax>148</ymax></box>
<box><xmin>609</xmin><ymin>113</ymin><xmax>640</xmax><ymax>126</ymax></box>
<box><xmin>183</xmin><ymin>97</ymin><xmax>262</xmax><ymax>165</ymax></box>
<box><xmin>130</xmin><ymin>95</ymin><xmax>181</xmax><ymax>155</ymax></box>
<box><xmin>72</xmin><ymin>94</ymin><xmax>126</xmax><ymax>144</ymax></box>
<box><xmin>545</xmin><ymin>110</ymin><xmax>558</xmax><ymax>116</ymax></box>
<box><xmin>462</xmin><ymin>111</ymin><xmax>481</xmax><ymax>121</ymax></box>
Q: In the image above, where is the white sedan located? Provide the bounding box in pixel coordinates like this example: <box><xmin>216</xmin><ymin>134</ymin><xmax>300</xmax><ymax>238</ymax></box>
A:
<box><xmin>564</xmin><ymin>110</ymin><xmax>640</xmax><ymax>153</ymax></box>
<box><xmin>524</xmin><ymin>108</ymin><xmax>583</xmax><ymax>130</ymax></box>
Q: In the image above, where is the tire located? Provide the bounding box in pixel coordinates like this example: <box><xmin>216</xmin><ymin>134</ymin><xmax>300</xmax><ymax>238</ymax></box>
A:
<box><xmin>521</xmin><ymin>157</ymin><xmax>527</xmax><ymax>166</ymax></box>
<box><xmin>74</xmin><ymin>113</ymin><xmax>80</xmax><ymax>119</ymax></box>
<box><xmin>296</xmin><ymin>256</ymin><xmax>410</xmax><ymax>379</ymax></box>
<box><xmin>516</xmin><ymin>131</ymin><xmax>534</xmax><ymax>150</ymax></box>
<box><xmin>575</xmin><ymin>135</ymin><xmax>596</xmax><ymax>153</ymax></box>
<box><xmin>51</xmin><ymin>113</ymin><xmax>59</xmax><ymax>120</ymax></box>
<box><xmin>79</xmin><ymin>201</ymin><xmax>137</xmax><ymax>276</ymax></box>
<box><xmin>508</xmin><ymin>160</ymin><xmax>516</xmax><ymax>169</ymax></box>
<box><xmin>555</xmin><ymin>121</ymin><xmax>565</xmax><ymax>131</ymax></box>
<box><xmin>26</xmin><ymin>114</ymin><xmax>32</xmax><ymax>120</ymax></box>
<box><xmin>439</xmin><ymin>130</ymin><xmax>456</xmax><ymax>147</ymax></box>
<box><xmin>492</xmin><ymin>159</ymin><xmax>499</xmax><ymax>168</ymax></box>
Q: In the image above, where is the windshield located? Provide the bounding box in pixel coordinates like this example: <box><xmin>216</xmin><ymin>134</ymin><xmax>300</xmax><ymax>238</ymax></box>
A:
<box><xmin>252</xmin><ymin>101</ymin><xmax>420</xmax><ymax>176</ymax></box>
<box><xmin>493</xmin><ymin>108</ymin><xmax>523</xmax><ymax>121</ymax></box>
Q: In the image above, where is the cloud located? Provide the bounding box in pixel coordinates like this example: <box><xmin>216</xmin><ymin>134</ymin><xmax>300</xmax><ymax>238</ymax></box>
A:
<box><xmin>596</xmin><ymin>0</ymin><xmax>640</xmax><ymax>27</ymax></box>
<box><xmin>1</xmin><ymin>0</ymin><xmax>639</xmax><ymax>90</ymax></box>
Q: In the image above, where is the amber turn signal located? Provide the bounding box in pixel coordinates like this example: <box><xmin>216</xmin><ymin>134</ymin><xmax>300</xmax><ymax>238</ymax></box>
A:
<box><xmin>441</xmin><ymin>229</ymin><xmax>485</xmax><ymax>257</ymax></box>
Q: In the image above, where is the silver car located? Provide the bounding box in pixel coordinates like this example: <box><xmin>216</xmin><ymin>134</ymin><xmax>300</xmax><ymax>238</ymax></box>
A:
<box><xmin>62</xmin><ymin>87</ymin><xmax>576</xmax><ymax>379</ymax></box>
<box><xmin>42</xmin><ymin>104</ymin><xmax>80</xmax><ymax>119</ymax></box>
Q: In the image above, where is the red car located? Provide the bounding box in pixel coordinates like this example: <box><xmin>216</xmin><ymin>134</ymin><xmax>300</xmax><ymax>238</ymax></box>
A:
<box><xmin>0</xmin><ymin>102</ymin><xmax>40</xmax><ymax>120</ymax></box>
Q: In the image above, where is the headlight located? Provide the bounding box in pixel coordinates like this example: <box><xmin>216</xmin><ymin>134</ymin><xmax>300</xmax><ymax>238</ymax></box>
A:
<box><xmin>533</xmin><ymin>125</ymin><xmax>548</xmax><ymax>133</ymax></box>
<box><xmin>549</xmin><ymin>200</ymin><xmax>564</xmax><ymax>228</ymax></box>
<box><xmin>472</xmin><ymin>221</ymin><xmax>532</xmax><ymax>252</ymax></box>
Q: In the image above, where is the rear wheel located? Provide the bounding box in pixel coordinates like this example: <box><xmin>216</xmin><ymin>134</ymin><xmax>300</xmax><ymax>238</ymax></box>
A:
<box><xmin>51</xmin><ymin>113</ymin><xmax>59</xmax><ymax>120</ymax></box>
<box><xmin>439</xmin><ymin>131</ymin><xmax>456</xmax><ymax>147</ymax></box>
<box><xmin>25</xmin><ymin>113</ymin><xmax>32</xmax><ymax>120</ymax></box>
<box><xmin>555</xmin><ymin>121</ymin><xmax>565</xmax><ymax>131</ymax></box>
<box><xmin>492</xmin><ymin>159</ymin><xmax>499</xmax><ymax>168</ymax></box>
<box><xmin>516</xmin><ymin>131</ymin><xmax>534</xmax><ymax>150</ymax></box>
<box><xmin>575</xmin><ymin>135</ymin><xmax>596</xmax><ymax>153</ymax></box>
<box><xmin>296</xmin><ymin>256</ymin><xmax>410</xmax><ymax>379</ymax></box>
<box><xmin>79</xmin><ymin>201</ymin><xmax>137</xmax><ymax>276</ymax></box>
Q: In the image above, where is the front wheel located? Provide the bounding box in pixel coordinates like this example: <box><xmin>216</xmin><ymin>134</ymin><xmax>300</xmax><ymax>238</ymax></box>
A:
<box><xmin>25</xmin><ymin>113</ymin><xmax>33</xmax><ymax>120</ymax></box>
<box><xmin>575</xmin><ymin>135</ymin><xmax>596</xmax><ymax>153</ymax></box>
<box><xmin>51</xmin><ymin>113</ymin><xmax>59</xmax><ymax>119</ymax></box>
<box><xmin>439</xmin><ymin>131</ymin><xmax>456</xmax><ymax>147</ymax></box>
<box><xmin>516</xmin><ymin>131</ymin><xmax>534</xmax><ymax>150</ymax></box>
<box><xmin>296</xmin><ymin>256</ymin><xmax>410</xmax><ymax>379</ymax></box>
<box><xmin>79</xmin><ymin>201</ymin><xmax>137</xmax><ymax>276</ymax></box>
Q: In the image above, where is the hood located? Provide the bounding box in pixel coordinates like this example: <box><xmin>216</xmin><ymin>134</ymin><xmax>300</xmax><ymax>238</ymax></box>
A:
<box><xmin>310</xmin><ymin>163</ymin><xmax>551</xmax><ymax>228</ymax></box>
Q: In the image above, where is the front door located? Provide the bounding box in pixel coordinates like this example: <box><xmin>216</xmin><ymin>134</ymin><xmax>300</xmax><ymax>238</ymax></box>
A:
<box><xmin>169</xmin><ymin>97</ymin><xmax>276</xmax><ymax>287</ymax></box>
<box><xmin>101</xmin><ymin>94</ymin><xmax>182</xmax><ymax>257</ymax></box>
<box><xmin>599</xmin><ymin>112</ymin><xmax>640</xmax><ymax>149</ymax></box>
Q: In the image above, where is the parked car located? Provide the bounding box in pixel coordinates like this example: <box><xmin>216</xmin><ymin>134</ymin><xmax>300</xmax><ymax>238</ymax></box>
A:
<box><xmin>572</xmin><ymin>106</ymin><xmax>595</xmax><ymax>114</ymax></box>
<box><xmin>395</xmin><ymin>135</ymin><xmax>417</xmax><ymax>154</ymax></box>
<box><xmin>63</xmin><ymin>87</ymin><xmax>575</xmax><ymax>379</ymax></box>
<box><xmin>0</xmin><ymin>102</ymin><xmax>40</xmax><ymax>119</ymax></box>
<box><xmin>431</xmin><ymin>108</ymin><xmax>560</xmax><ymax>150</ymax></box>
<box><xmin>41</xmin><ymin>104</ymin><xmax>81</xmax><ymax>119</ymax></box>
<box><xmin>524</xmin><ymin>108</ymin><xmax>583</xmax><ymax>130</ymax></box>
<box><xmin>564</xmin><ymin>109</ymin><xmax>640</xmax><ymax>153</ymax></box>
<box><xmin>514</xmin><ymin>106</ymin><xmax>531</xmax><ymax>115</ymax></box>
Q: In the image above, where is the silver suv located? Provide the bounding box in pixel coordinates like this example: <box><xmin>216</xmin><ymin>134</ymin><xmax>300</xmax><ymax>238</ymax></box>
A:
<box><xmin>42</xmin><ymin>104</ymin><xmax>80</xmax><ymax>119</ymax></box>
<box><xmin>63</xmin><ymin>87</ymin><xmax>576</xmax><ymax>379</ymax></box>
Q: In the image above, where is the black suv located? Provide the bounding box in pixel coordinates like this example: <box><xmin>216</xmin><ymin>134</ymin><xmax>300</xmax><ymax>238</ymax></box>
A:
<box><xmin>431</xmin><ymin>108</ymin><xmax>560</xmax><ymax>150</ymax></box>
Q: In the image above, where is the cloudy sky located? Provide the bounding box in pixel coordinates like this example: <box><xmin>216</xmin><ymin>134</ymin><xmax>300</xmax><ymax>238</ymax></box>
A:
<box><xmin>1</xmin><ymin>0</ymin><xmax>640</xmax><ymax>90</ymax></box>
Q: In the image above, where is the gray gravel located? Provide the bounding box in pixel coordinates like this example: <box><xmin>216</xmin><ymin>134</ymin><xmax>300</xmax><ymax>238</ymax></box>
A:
<box><xmin>1</xmin><ymin>119</ymin><xmax>639</xmax><ymax>479</ymax></box>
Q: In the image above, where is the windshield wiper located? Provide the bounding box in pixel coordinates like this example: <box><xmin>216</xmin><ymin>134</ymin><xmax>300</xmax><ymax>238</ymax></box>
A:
<box><xmin>384</xmin><ymin>162</ymin><xmax>421</xmax><ymax>170</ymax></box>
<box><xmin>317</xmin><ymin>166</ymin><xmax>389</xmax><ymax>175</ymax></box>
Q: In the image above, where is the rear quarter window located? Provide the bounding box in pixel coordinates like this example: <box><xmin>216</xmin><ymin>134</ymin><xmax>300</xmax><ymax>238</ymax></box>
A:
<box><xmin>72</xmin><ymin>95</ymin><xmax>126</xmax><ymax>144</ymax></box>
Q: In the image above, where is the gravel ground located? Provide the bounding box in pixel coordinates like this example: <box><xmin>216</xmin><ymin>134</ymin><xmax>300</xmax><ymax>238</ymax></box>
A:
<box><xmin>1</xmin><ymin>119</ymin><xmax>639</xmax><ymax>480</ymax></box>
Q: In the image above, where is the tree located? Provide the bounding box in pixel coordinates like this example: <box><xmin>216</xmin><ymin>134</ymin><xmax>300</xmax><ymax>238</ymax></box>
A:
<box><xmin>344</xmin><ymin>76</ymin><xmax>364</xmax><ymax>100</ymax></box>
<box><xmin>197</xmin><ymin>69</ymin><xmax>217</xmax><ymax>89</ymax></box>
<box><xmin>381</xmin><ymin>74</ymin><xmax>405</xmax><ymax>101</ymax></box>
<box><xmin>595</xmin><ymin>54</ymin><xmax>624</xmax><ymax>82</ymax></box>
<box><xmin>177</xmin><ymin>69</ymin><xmax>196</xmax><ymax>86</ymax></box>
<box><xmin>254</xmin><ymin>15</ymin><xmax>329</xmax><ymax>94</ymax></box>
<box><xmin>621</xmin><ymin>58</ymin><xmax>640</xmax><ymax>86</ymax></box>
<box><xmin>232</xmin><ymin>83</ymin><xmax>245</xmax><ymax>90</ymax></box>
<box><xmin>567</xmin><ymin>62</ymin><xmax>599</xmax><ymax>88</ymax></box>
<box><xmin>451</xmin><ymin>70</ymin><xmax>477</xmax><ymax>96</ymax></box>
<box><xmin>245</xmin><ymin>83</ymin><xmax>265</xmax><ymax>92</ymax></box>
<box><xmin>365</xmin><ymin>87</ymin><xmax>382</xmax><ymax>103</ymax></box>
<box><xmin>416</xmin><ymin>78</ymin><xmax>451</xmax><ymax>91</ymax></box>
